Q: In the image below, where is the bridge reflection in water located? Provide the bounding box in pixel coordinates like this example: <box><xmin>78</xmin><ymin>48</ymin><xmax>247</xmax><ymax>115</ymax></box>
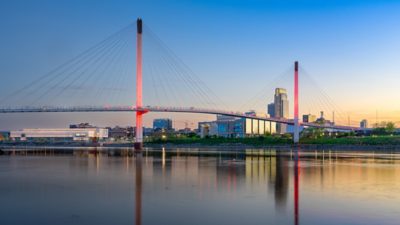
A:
<box><xmin>126</xmin><ymin>148</ymin><xmax>399</xmax><ymax>225</ymax></box>
<box><xmin>135</xmin><ymin>153</ymin><xmax>142</xmax><ymax>225</ymax></box>
<box><xmin>1</xmin><ymin>148</ymin><xmax>400</xmax><ymax>225</ymax></box>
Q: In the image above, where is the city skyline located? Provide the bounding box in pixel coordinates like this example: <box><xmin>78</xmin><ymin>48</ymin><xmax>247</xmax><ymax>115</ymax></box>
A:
<box><xmin>1</xmin><ymin>0</ymin><xmax>400</xmax><ymax>129</ymax></box>
<box><xmin>1</xmin><ymin>2</ymin><xmax>400</xmax><ymax>225</ymax></box>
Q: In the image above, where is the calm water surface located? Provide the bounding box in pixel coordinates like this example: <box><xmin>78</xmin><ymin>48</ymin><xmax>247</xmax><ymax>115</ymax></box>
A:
<box><xmin>0</xmin><ymin>148</ymin><xmax>399</xmax><ymax>225</ymax></box>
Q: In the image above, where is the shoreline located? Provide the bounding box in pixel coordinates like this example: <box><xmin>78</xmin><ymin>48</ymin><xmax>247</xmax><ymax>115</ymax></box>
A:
<box><xmin>2</xmin><ymin>142</ymin><xmax>400</xmax><ymax>151</ymax></box>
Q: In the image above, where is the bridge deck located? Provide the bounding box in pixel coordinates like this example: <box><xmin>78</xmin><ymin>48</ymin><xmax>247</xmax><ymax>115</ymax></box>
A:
<box><xmin>0</xmin><ymin>106</ymin><xmax>360</xmax><ymax>131</ymax></box>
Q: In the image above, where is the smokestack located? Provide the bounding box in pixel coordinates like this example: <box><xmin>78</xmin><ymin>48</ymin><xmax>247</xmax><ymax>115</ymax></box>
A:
<box><xmin>137</xmin><ymin>18</ymin><xmax>142</xmax><ymax>34</ymax></box>
<box><xmin>295</xmin><ymin>61</ymin><xmax>299</xmax><ymax>72</ymax></box>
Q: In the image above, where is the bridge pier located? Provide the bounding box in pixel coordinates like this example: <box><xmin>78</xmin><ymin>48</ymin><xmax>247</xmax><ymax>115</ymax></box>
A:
<box><xmin>135</xmin><ymin>18</ymin><xmax>144</xmax><ymax>151</ymax></box>
<box><xmin>294</xmin><ymin>61</ymin><xmax>299</xmax><ymax>144</ymax></box>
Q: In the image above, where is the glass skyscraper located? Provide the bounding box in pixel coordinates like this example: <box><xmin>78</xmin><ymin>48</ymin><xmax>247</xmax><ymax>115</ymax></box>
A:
<box><xmin>274</xmin><ymin>88</ymin><xmax>289</xmax><ymax>134</ymax></box>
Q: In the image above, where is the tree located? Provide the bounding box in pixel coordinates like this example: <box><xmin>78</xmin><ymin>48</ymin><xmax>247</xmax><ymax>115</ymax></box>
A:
<box><xmin>301</xmin><ymin>127</ymin><xmax>324</xmax><ymax>139</ymax></box>
<box><xmin>385</xmin><ymin>122</ymin><xmax>396</xmax><ymax>134</ymax></box>
<box><xmin>372</xmin><ymin>121</ymin><xmax>397</xmax><ymax>135</ymax></box>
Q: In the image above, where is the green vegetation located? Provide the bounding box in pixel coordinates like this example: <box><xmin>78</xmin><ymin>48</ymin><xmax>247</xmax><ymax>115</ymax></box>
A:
<box><xmin>372</xmin><ymin>121</ymin><xmax>397</xmax><ymax>135</ymax></box>
<box><xmin>146</xmin><ymin>121</ymin><xmax>399</xmax><ymax>146</ymax></box>
<box><xmin>300</xmin><ymin>135</ymin><xmax>400</xmax><ymax>145</ymax></box>
<box><xmin>147</xmin><ymin>134</ymin><xmax>400</xmax><ymax>146</ymax></box>
<box><xmin>146</xmin><ymin>134</ymin><xmax>292</xmax><ymax>146</ymax></box>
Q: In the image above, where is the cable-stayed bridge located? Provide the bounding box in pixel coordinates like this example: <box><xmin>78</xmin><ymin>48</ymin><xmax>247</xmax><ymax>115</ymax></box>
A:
<box><xmin>0</xmin><ymin>18</ymin><xmax>361</xmax><ymax>149</ymax></box>
<box><xmin>0</xmin><ymin>105</ymin><xmax>358</xmax><ymax>131</ymax></box>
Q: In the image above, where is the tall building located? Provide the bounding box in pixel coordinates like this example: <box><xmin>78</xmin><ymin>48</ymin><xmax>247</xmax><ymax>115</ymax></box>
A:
<box><xmin>153</xmin><ymin>118</ymin><xmax>173</xmax><ymax>131</ymax></box>
<box><xmin>267</xmin><ymin>103</ymin><xmax>275</xmax><ymax>117</ymax></box>
<box><xmin>360</xmin><ymin>119</ymin><xmax>368</xmax><ymax>129</ymax></box>
<box><xmin>274</xmin><ymin>88</ymin><xmax>289</xmax><ymax>134</ymax></box>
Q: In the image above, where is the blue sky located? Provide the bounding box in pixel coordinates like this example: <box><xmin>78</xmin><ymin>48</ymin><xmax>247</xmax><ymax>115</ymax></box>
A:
<box><xmin>1</xmin><ymin>0</ymin><xmax>400</xmax><ymax>129</ymax></box>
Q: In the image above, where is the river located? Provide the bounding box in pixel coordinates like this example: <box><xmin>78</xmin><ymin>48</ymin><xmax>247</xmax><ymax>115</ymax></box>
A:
<box><xmin>0</xmin><ymin>147</ymin><xmax>399</xmax><ymax>225</ymax></box>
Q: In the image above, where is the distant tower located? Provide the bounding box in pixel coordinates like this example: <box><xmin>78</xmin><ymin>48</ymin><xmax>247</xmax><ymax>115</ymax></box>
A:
<box><xmin>274</xmin><ymin>88</ymin><xmax>289</xmax><ymax>134</ymax></box>
<box><xmin>360</xmin><ymin>119</ymin><xmax>368</xmax><ymax>129</ymax></box>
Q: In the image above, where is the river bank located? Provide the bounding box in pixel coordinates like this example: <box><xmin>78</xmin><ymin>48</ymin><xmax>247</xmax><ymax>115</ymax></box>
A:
<box><xmin>2</xmin><ymin>135</ymin><xmax>400</xmax><ymax>151</ymax></box>
<box><xmin>2</xmin><ymin>143</ymin><xmax>400</xmax><ymax>152</ymax></box>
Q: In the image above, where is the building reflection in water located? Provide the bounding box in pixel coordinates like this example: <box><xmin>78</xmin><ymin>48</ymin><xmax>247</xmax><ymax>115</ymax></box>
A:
<box><xmin>4</xmin><ymin>145</ymin><xmax>400</xmax><ymax>225</ymax></box>
<box><xmin>139</xmin><ymin>149</ymin><xmax>297</xmax><ymax>224</ymax></box>
<box><xmin>274</xmin><ymin>151</ymin><xmax>289</xmax><ymax>210</ymax></box>
<box><xmin>6</xmin><ymin>148</ymin><xmax>400</xmax><ymax>225</ymax></box>
<box><xmin>76</xmin><ymin>148</ymin><xmax>298</xmax><ymax>225</ymax></box>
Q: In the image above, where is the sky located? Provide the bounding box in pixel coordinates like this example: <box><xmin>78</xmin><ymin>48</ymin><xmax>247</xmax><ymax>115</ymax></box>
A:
<box><xmin>1</xmin><ymin>0</ymin><xmax>400</xmax><ymax>130</ymax></box>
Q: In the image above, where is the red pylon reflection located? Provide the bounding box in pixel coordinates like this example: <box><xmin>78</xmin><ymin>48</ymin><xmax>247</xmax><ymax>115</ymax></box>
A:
<box><xmin>294</xmin><ymin>149</ymin><xmax>300</xmax><ymax>225</ymax></box>
<box><xmin>135</xmin><ymin>153</ymin><xmax>142</xmax><ymax>225</ymax></box>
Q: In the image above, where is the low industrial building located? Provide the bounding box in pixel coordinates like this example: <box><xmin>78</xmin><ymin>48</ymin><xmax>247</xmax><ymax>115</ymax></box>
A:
<box><xmin>198</xmin><ymin>114</ymin><xmax>277</xmax><ymax>138</ymax></box>
<box><xmin>10</xmin><ymin>128</ymin><xmax>108</xmax><ymax>142</ymax></box>
<box><xmin>153</xmin><ymin>118</ymin><xmax>173</xmax><ymax>131</ymax></box>
<box><xmin>198</xmin><ymin>121</ymin><xmax>218</xmax><ymax>138</ymax></box>
<box><xmin>108</xmin><ymin>126</ymin><xmax>134</xmax><ymax>140</ymax></box>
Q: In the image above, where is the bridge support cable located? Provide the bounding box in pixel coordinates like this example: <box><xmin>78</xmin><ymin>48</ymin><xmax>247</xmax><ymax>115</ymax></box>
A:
<box><xmin>156</xmin><ymin>45</ymin><xmax>213</xmax><ymax>108</ymax></box>
<box><xmin>146</xmin><ymin>62</ymin><xmax>171</xmax><ymax>106</ymax></box>
<box><xmin>237</xmin><ymin>66</ymin><xmax>293</xmax><ymax>114</ymax></box>
<box><xmin>56</xmin><ymin>28</ymin><xmax>133</xmax><ymax>106</ymax></box>
<box><xmin>0</xmin><ymin>24</ymin><xmax>136</xmax><ymax>108</ymax></box>
<box><xmin>97</xmin><ymin>33</ymin><xmax>135</xmax><ymax>106</ymax></box>
<box><xmin>143</xmin><ymin>29</ymin><xmax>216</xmax><ymax>109</ymax></box>
<box><xmin>79</xmin><ymin>32</ymin><xmax>133</xmax><ymax>104</ymax></box>
<box><xmin>49</xmin><ymin>29</ymin><xmax>132</xmax><ymax>106</ymax></box>
<box><xmin>0</xmin><ymin>26</ymin><xmax>135</xmax><ymax>106</ymax></box>
<box><xmin>298</xmin><ymin>67</ymin><xmax>354</xmax><ymax>126</ymax></box>
<box><xmin>147</xmin><ymin>64</ymin><xmax>161</xmax><ymax>106</ymax></box>
<box><xmin>143</xmin><ymin>24</ymin><xmax>228</xmax><ymax>111</ymax></box>
<box><xmin>32</xmin><ymin>33</ymin><xmax>127</xmax><ymax>106</ymax></box>
<box><xmin>0</xmin><ymin>23</ymin><xmax>135</xmax><ymax>107</ymax></box>
<box><xmin>34</xmin><ymin>33</ymin><xmax>128</xmax><ymax>106</ymax></box>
